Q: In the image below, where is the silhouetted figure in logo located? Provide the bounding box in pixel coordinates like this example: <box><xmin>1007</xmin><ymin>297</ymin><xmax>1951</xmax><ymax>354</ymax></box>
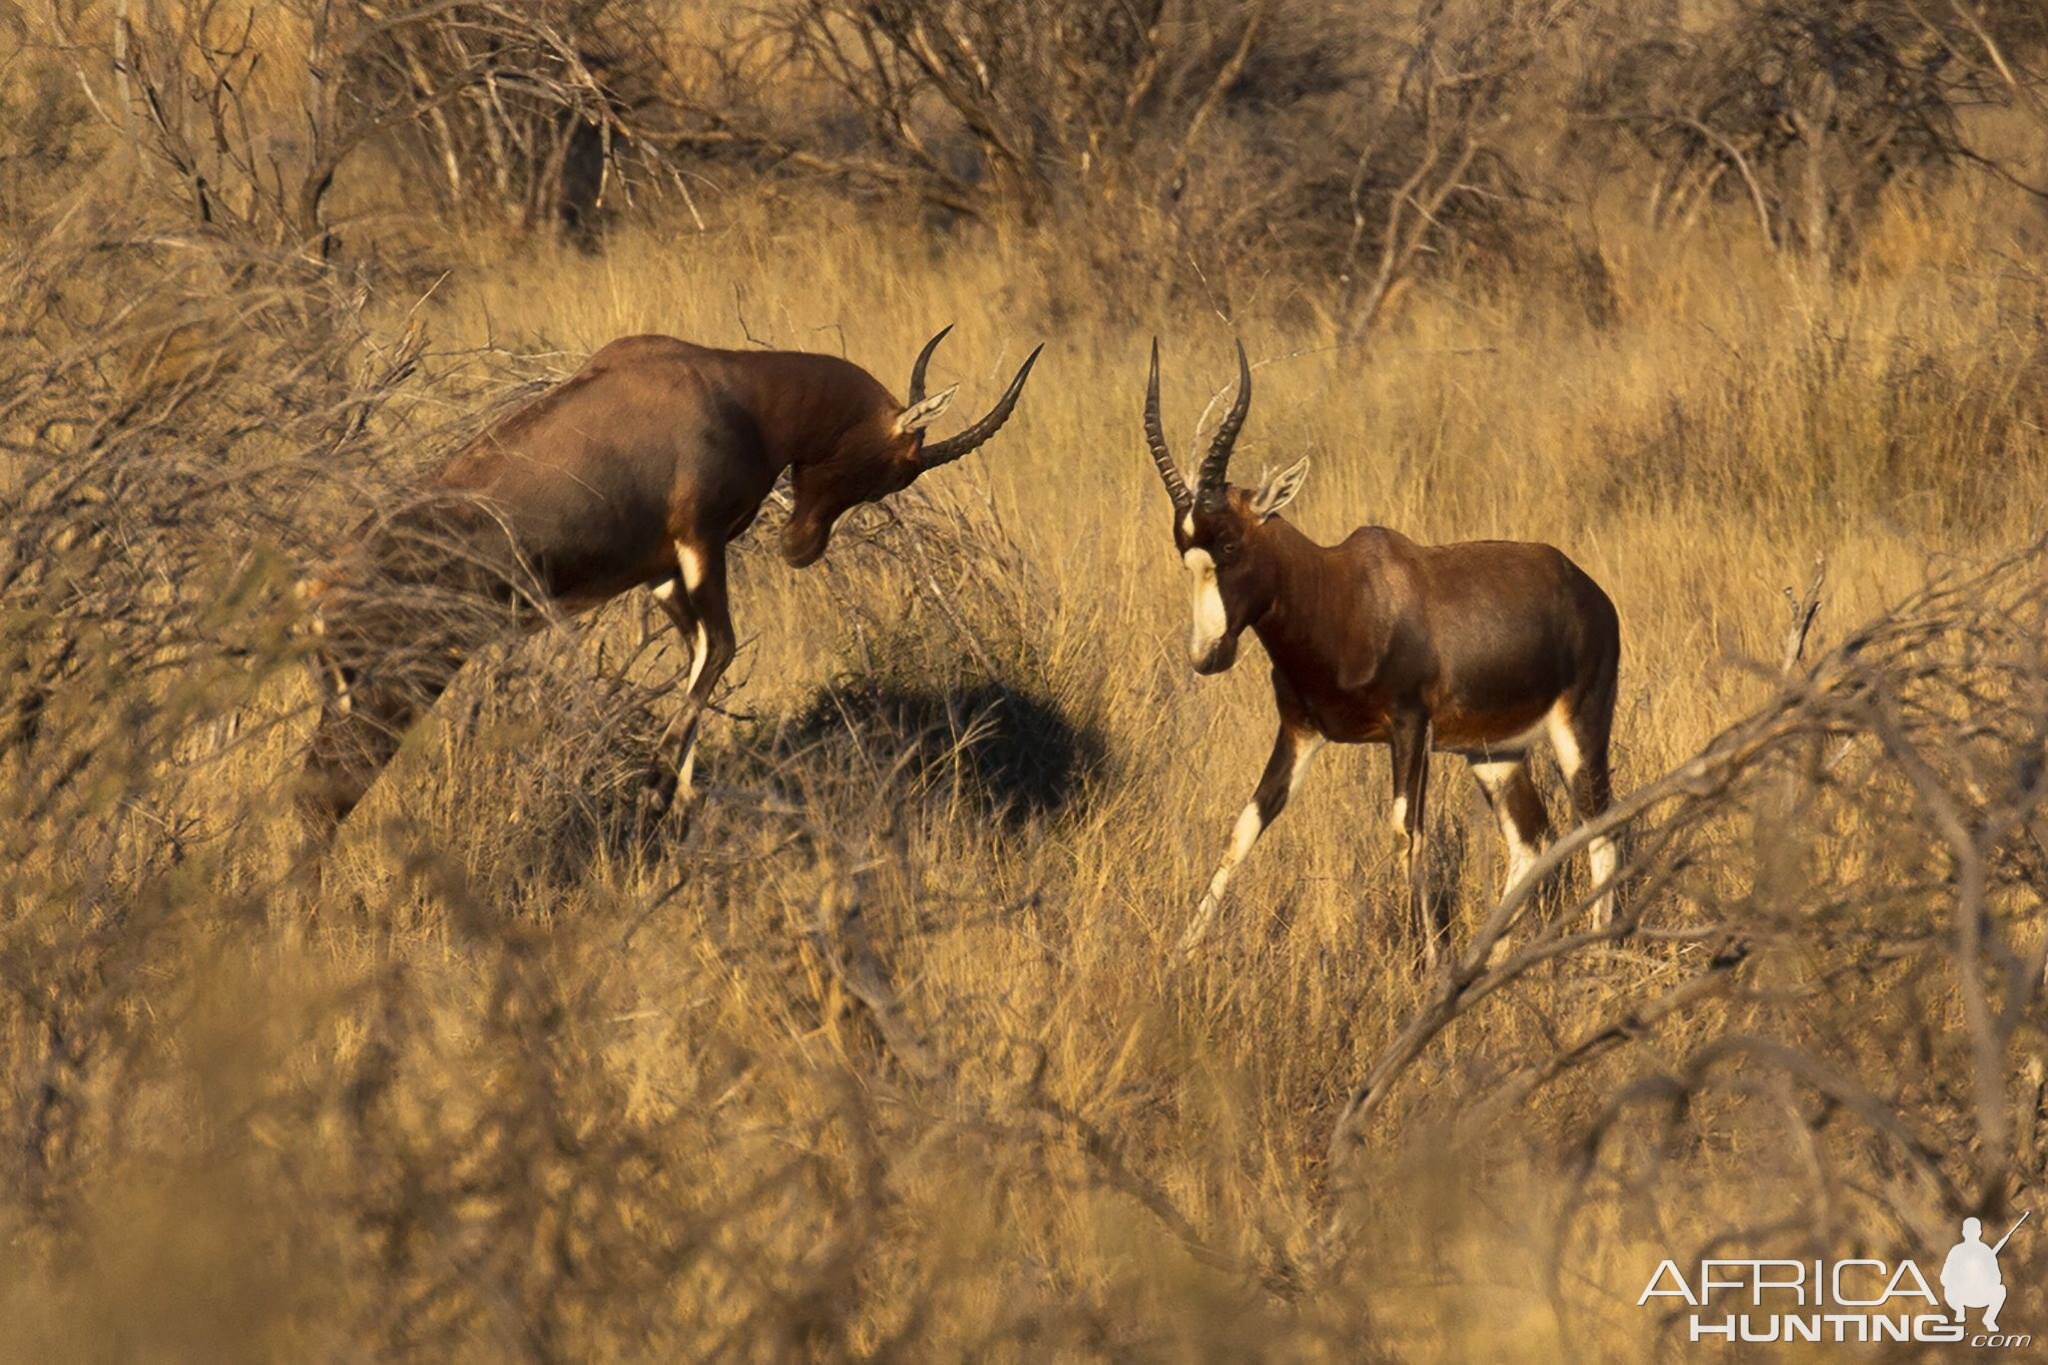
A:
<box><xmin>1942</xmin><ymin>1215</ymin><xmax>2025</xmax><ymax>1332</ymax></box>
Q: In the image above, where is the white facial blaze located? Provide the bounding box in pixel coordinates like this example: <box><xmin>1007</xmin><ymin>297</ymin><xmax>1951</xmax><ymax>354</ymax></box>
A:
<box><xmin>1183</xmin><ymin>547</ymin><xmax>1227</xmax><ymax>663</ymax></box>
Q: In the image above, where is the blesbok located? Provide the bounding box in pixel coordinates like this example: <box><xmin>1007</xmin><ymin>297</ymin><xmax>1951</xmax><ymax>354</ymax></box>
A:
<box><xmin>1143</xmin><ymin>340</ymin><xmax>1620</xmax><ymax>962</ymax></box>
<box><xmin>298</xmin><ymin>328</ymin><xmax>1042</xmax><ymax>836</ymax></box>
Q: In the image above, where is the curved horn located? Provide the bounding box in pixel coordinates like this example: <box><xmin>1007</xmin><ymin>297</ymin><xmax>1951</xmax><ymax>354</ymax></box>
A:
<box><xmin>1145</xmin><ymin>338</ymin><xmax>1192</xmax><ymax>513</ymax></box>
<box><xmin>1196</xmin><ymin>339</ymin><xmax>1252</xmax><ymax>501</ymax></box>
<box><xmin>918</xmin><ymin>344</ymin><xmax>1045</xmax><ymax>470</ymax></box>
<box><xmin>907</xmin><ymin>324</ymin><xmax>953</xmax><ymax>406</ymax></box>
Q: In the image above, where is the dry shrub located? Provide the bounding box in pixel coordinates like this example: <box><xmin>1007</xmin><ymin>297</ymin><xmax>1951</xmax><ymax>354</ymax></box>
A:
<box><xmin>391</xmin><ymin>616</ymin><xmax>681</xmax><ymax>887</ymax></box>
<box><xmin>0</xmin><ymin>47</ymin><xmax>98</xmax><ymax>224</ymax></box>
<box><xmin>742</xmin><ymin>489</ymin><xmax>1109</xmax><ymax>829</ymax></box>
<box><xmin>21</xmin><ymin>0</ymin><xmax>2048</xmax><ymax>314</ymax></box>
<box><xmin>1583</xmin><ymin>0</ymin><xmax>2048</xmax><ymax>264</ymax></box>
<box><xmin>15</xmin><ymin>0</ymin><xmax>696</xmax><ymax>254</ymax></box>
<box><xmin>348</xmin><ymin>0</ymin><xmax>696</xmax><ymax>235</ymax></box>
<box><xmin>0</xmin><ymin>213</ymin><xmax>427</xmax><ymax>1222</ymax></box>
<box><xmin>1329</xmin><ymin>544</ymin><xmax>2048</xmax><ymax>1201</ymax></box>
<box><xmin>666</xmin><ymin>0</ymin><xmax>1572</xmax><ymax>326</ymax></box>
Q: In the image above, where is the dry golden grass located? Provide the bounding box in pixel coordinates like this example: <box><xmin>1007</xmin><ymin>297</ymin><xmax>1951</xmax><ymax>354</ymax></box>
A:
<box><xmin>8</xmin><ymin>48</ymin><xmax>2048</xmax><ymax>1358</ymax></box>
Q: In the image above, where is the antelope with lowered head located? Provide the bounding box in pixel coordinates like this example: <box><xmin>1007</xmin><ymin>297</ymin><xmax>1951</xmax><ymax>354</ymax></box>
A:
<box><xmin>1143</xmin><ymin>340</ymin><xmax>1620</xmax><ymax>962</ymax></box>
<box><xmin>298</xmin><ymin>328</ymin><xmax>1041</xmax><ymax>837</ymax></box>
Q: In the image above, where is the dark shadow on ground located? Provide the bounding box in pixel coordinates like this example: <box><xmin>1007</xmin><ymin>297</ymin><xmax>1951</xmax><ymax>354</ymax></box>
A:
<box><xmin>752</xmin><ymin>675</ymin><xmax>1107</xmax><ymax>828</ymax></box>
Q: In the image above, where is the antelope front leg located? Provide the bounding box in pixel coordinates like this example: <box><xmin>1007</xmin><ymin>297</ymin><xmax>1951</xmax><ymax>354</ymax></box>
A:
<box><xmin>1468</xmin><ymin>755</ymin><xmax>1553</xmax><ymax>969</ymax></box>
<box><xmin>1467</xmin><ymin>756</ymin><xmax>1553</xmax><ymax>902</ymax></box>
<box><xmin>1181</xmin><ymin>722</ymin><xmax>1324</xmax><ymax>953</ymax></box>
<box><xmin>646</xmin><ymin>577</ymin><xmax>696</xmax><ymax>811</ymax></box>
<box><xmin>1389</xmin><ymin>711</ymin><xmax>1441</xmax><ymax>967</ymax></box>
<box><xmin>649</xmin><ymin>539</ymin><xmax>736</xmax><ymax>810</ymax></box>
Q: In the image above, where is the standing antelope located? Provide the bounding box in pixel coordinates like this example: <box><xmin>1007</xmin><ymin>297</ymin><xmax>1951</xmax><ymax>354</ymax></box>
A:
<box><xmin>298</xmin><ymin>328</ymin><xmax>1041</xmax><ymax>836</ymax></box>
<box><xmin>1143</xmin><ymin>340</ymin><xmax>1620</xmax><ymax>961</ymax></box>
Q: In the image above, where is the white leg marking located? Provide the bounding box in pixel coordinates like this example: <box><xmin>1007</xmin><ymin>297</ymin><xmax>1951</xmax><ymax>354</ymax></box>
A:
<box><xmin>677</xmin><ymin>733</ymin><xmax>701</xmax><ymax>800</ymax></box>
<box><xmin>1206</xmin><ymin>737</ymin><xmax>1323</xmax><ymax>903</ymax></box>
<box><xmin>1507</xmin><ymin>842</ymin><xmax>1538</xmax><ymax>889</ymax></box>
<box><xmin>676</xmin><ymin>541</ymin><xmax>707</xmax><ymax>594</ymax></box>
<box><xmin>684</xmin><ymin>621</ymin><xmax>710</xmax><ymax>695</ymax></box>
<box><xmin>1590</xmin><ymin>836</ymin><xmax>1619</xmax><ymax>926</ymax></box>
<box><xmin>1548</xmin><ymin>699</ymin><xmax>1617</xmax><ymax>924</ymax></box>
<box><xmin>674</xmin><ymin>620</ymin><xmax>712</xmax><ymax>799</ymax></box>
<box><xmin>1182</xmin><ymin>801</ymin><xmax>1261</xmax><ymax>951</ymax></box>
<box><xmin>1546</xmin><ymin>699</ymin><xmax>1583</xmax><ymax>785</ymax></box>
<box><xmin>649</xmin><ymin>545</ymin><xmax>717</xmax><ymax>809</ymax></box>
<box><xmin>1212</xmin><ymin>802</ymin><xmax>1265</xmax><ymax>891</ymax></box>
<box><xmin>1469</xmin><ymin>760</ymin><xmax>1520</xmax><ymax>785</ymax></box>
<box><xmin>1471</xmin><ymin>759</ymin><xmax>1542</xmax><ymax>892</ymax></box>
<box><xmin>1182</xmin><ymin>547</ymin><xmax>1227</xmax><ymax>664</ymax></box>
<box><xmin>1182</xmin><ymin>736</ymin><xmax>1323</xmax><ymax>952</ymax></box>
<box><xmin>1389</xmin><ymin>794</ymin><xmax>1409</xmax><ymax>837</ymax></box>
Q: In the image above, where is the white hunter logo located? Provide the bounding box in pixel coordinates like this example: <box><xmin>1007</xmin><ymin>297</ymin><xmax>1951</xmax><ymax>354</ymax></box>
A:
<box><xmin>1639</xmin><ymin>1213</ymin><xmax>2031</xmax><ymax>1347</ymax></box>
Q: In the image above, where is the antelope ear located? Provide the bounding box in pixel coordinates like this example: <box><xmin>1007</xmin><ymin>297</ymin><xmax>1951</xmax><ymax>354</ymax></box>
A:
<box><xmin>1251</xmin><ymin>457</ymin><xmax>1310</xmax><ymax>520</ymax></box>
<box><xmin>894</xmin><ymin>384</ymin><xmax>959</xmax><ymax>435</ymax></box>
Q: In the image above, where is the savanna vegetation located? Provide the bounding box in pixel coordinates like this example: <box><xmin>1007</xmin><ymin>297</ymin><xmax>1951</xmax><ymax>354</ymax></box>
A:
<box><xmin>6</xmin><ymin>0</ymin><xmax>2048</xmax><ymax>1358</ymax></box>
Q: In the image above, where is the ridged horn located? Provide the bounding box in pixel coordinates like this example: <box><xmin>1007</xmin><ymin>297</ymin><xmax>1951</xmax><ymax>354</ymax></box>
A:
<box><xmin>907</xmin><ymin>323</ymin><xmax>953</xmax><ymax>406</ymax></box>
<box><xmin>1145</xmin><ymin>338</ymin><xmax>1192</xmax><ymax>513</ymax></box>
<box><xmin>1196</xmin><ymin>339</ymin><xmax>1252</xmax><ymax>501</ymax></box>
<box><xmin>918</xmin><ymin>344</ymin><xmax>1045</xmax><ymax>470</ymax></box>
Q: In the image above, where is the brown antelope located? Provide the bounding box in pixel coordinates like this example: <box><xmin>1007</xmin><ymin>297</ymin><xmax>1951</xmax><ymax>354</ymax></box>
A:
<box><xmin>298</xmin><ymin>328</ymin><xmax>1041</xmax><ymax>836</ymax></box>
<box><xmin>1143</xmin><ymin>340</ymin><xmax>1620</xmax><ymax>961</ymax></box>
